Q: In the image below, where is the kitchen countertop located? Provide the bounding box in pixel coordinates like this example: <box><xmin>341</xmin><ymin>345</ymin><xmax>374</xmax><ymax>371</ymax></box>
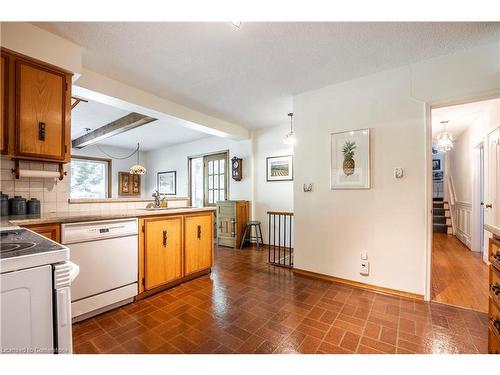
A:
<box><xmin>485</xmin><ymin>223</ymin><xmax>500</xmax><ymax>238</ymax></box>
<box><xmin>1</xmin><ymin>206</ymin><xmax>216</xmax><ymax>227</ymax></box>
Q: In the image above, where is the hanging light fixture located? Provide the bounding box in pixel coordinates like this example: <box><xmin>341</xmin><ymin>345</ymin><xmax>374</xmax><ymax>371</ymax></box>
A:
<box><xmin>130</xmin><ymin>143</ymin><xmax>146</xmax><ymax>175</ymax></box>
<box><xmin>435</xmin><ymin>120</ymin><xmax>454</xmax><ymax>153</ymax></box>
<box><xmin>283</xmin><ymin>112</ymin><xmax>296</xmax><ymax>145</ymax></box>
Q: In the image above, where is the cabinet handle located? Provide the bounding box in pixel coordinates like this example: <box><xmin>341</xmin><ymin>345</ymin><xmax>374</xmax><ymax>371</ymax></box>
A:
<box><xmin>38</xmin><ymin>122</ymin><xmax>46</xmax><ymax>141</ymax></box>
<box><xmin>163</xmin><ymin>229</ymin><xmax>167</xmax><ymax>247</ymax></box>
<box><xmin>197</xmin><ymin>225</ymin><xmax>201</xmax><ymax>239</ymax></box>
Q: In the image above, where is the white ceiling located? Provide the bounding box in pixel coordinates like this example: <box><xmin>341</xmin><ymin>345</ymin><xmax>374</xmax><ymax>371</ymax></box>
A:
<box><xmin>36</xmin><ymin>22</ymin><xmax>499</xmax><ymax>129</ymax></box>
<box><xmin>432</xmin><ymin>98</ymin><xmax>500</xmax><ymax>138</ymax></box>
<box><xmin>72</xmin><ymin>99</ymin><xmax>209</xmax><ymax>151</ymax></box>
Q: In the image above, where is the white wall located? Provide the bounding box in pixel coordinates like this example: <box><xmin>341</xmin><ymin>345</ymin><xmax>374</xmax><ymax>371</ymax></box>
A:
<box><xmin>450</xmin><ymin>127</ymin><xmax>474</xmax><ymax>204</ymax></box>
<box><xmin>293</xmin><ymin>42</ymin><xmax>500</xmax><ymax>296</ymax></box>
<box><xmin>145</xmin><ymin>136</ymin><xmax>252</xmax><ymax>200</ymax></box>
<box><xmin>72</xmin><ymin>145</ymin><xmax>148</xmax><ymax>199</ymax></box>
<box><xmin>253</xmin><ymin>125</ymin><xmax>294</xmax><ymax>244</ymax></box>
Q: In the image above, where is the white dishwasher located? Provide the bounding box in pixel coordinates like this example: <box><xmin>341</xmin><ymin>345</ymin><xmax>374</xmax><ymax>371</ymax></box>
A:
<box><xmin>61</xmin><ymin>218</ymin><xmax>138</xmax><ymax>322</ymax></box>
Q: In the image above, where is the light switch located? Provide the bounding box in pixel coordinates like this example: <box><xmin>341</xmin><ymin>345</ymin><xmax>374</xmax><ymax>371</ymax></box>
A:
<box><xmin>361</xmin><ymin>251</ymin><xmax>368</xmax><ymax>260</ymax></box>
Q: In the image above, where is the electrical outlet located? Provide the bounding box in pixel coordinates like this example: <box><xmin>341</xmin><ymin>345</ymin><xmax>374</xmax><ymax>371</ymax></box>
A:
<box><xmin>360</xmin><ymin>261</ymin><xmax>369</xmax><ymax>276</ymax></box>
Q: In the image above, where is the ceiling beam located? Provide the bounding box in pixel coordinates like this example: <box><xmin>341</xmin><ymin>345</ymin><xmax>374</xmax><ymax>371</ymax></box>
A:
<box><xmin>72</xmin><ymin>112</ymin><xmax>157</xmax><ymax>149</ymax></box>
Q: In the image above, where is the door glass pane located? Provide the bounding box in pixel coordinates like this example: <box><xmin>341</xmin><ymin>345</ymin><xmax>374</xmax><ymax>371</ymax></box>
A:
<box><xmin>208</xmin><ymin>189</ymin><xmax>213</xmax><ymax>204</ymax></box>
<box><xmin>214</xmin><ymin>160</ymin><xmax>219</xmax><ymax>174</ymax></box>
<box><xmin>219</xmin><ymin>175</ymin><xmax>224</xmax><ymax>189</ymax></box>
<box><xmin>220</xmin><ymin>159</ymin><xmax>225</xmax><ymax>174</ymax></box>
<box><xmin>208</xmin><ymin>160</ymin><xmax>213</xmax><ymax>174</ymax></box>
<box><xmin>214</xmin><ymin>190</ymin><xmax>219</xmax><ymax>203</ymax></box>
<box><xmin>220</xmin><ymin>189</ymin><xmax>225</xmax><ymax>201</ymax></box>
<box><xmin>208</xmin><ymin>175</ymin><xmax>213</xmax><ymax>189</ymax></box>
<box><xmin>214</xmin><ymin>174</ymin><xmax>219</xmax><ymax>189</ymax></box>
<box><xmin>190</xmin><ymin>157</ymin><xmax>204</xmax><ymax>207</ymax></box>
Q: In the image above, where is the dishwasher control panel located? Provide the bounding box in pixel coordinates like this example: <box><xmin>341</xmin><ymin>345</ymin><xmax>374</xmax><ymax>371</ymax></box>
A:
<box><xmin>61</xmin><ymin>218</ymin><xmax>138</xmax><ymax>244</ymax></box>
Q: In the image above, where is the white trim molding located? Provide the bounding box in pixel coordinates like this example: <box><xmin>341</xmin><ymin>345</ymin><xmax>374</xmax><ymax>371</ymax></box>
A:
<box><xmin>455</xmin><ymin>201</ymin><xmax>472</xmax><ymax>249</ymax></box>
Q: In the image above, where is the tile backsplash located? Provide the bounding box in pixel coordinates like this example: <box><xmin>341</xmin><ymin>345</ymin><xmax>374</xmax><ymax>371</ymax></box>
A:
<box><xmin>0</xmin><ymin>156</ymin><xmax>150</xmax><ymax>214</ymax></box>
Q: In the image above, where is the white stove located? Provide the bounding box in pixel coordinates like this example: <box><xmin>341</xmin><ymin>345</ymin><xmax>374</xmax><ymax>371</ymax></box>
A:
<box><xmin>0</xmin><ymin>227</ymin><xmax>79</xmax><ymax>354</ymax></box>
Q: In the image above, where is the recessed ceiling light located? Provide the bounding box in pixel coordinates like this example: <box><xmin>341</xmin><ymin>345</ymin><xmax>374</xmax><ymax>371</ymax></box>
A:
<box><xmin>230</xmin><ymin>21</ymin><xmax>242</xmax><ymax>29</ymax></box>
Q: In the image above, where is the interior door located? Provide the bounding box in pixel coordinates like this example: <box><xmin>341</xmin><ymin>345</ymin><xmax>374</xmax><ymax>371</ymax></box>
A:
<box><xmin>184</xmin><ymin>214</ymin><xmax>213</xmax><ymax>275</ymax></box>
<box><xmin>204</xmin><ymin>152</ymin><xmax>228</xmax><ymax>206</ymax></box>
<box><xmin>145</xmin><ymin>217</ymin><xmax>183</xmax><ymax>290</ymax></box>
<box><xmin>17</xmin><ymin>61</ymin><xmax>66</xmax><ymax>160</ymax></box>
<box><xmin>484</xmin><ymin>127</ymin><xmax>499</xmax><ymax>262</ymax></box>
<box><xmin>1</xmin><ymin>265</ymin><xmax>53</xmax><ymax>352</ymax></box>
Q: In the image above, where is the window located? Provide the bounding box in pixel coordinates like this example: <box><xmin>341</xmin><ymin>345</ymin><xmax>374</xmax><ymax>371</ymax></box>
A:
<box><xmin>189</xmin><ymin>152</ymin><xmax>228</xmax><ymax>207</ymax></box>
<box><xmin>70</xmin><ymin>156</ymin><xmax>111</xmax><ymax>199</ymax></box>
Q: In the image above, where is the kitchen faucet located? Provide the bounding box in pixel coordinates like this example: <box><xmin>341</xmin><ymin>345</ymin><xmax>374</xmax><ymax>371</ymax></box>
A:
<box><xmin>152</xmin><ymin>190</ymin><xmax>161</xmax><ymax>208</ymax></box>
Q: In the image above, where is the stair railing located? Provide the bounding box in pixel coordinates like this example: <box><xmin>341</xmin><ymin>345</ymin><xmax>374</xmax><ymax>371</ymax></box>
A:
<box><xmin>267</xmin><ymin>211</ymin><xmax>294</xmax><ymax>268</ymax></box>
<box><xmin>447</xmin><ymin>175</ymin><xmax>456</xmax><ymax>234</ymax></box>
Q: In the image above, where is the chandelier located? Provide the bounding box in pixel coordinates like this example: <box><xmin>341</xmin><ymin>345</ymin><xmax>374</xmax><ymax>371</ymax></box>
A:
<box><xmin>130</xmin><ymin>143</ymin><xmax>146</xmax><ymax>175</ymax></box>
<box><xmin>435</xmin><ymin>120</ymin><xmax>454</xmax><ymax>153</ymax></box>
<box><xmin>283</xmin><ymin>112</ymin><xmax>296</xmax><ymax>145</ymax></box>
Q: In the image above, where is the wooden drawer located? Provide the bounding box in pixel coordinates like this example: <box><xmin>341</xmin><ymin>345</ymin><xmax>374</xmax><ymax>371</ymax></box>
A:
<box><xmin>490</xmin><ymin>265</ymin><xmax>500</xmax><ymax>307</ymax></box>
<box><xmin>489</xmin><ymin>297</ymin><xmax>500</xmax><ymax>337</ymax></box>
<box><xmin>489</xmin><ymin>326</ymin><xmax>500</xmax><ymax>354</ymax></box>
<box><xmin>490</xmin><ymin>238</ymin><xmax>500</xmax><ymax>271</ymax></box>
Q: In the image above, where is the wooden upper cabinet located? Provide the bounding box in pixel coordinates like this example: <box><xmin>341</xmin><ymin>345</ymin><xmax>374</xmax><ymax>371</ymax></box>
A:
<box><xmin>1</xmin><ymin>54</ymin><xmax>7</xmax><ymax>154</ymax></box>
<box><xmin>184</xmin><ymin>213</ymin><xmax>213</xmax><ymax>276</ymax></box>
<box><xmin>144</xmin><ymin>216</ymin><xmax>183</xmax><ymax>290</ymax></box>
<box><xmin>0</xmin><ymin>48</ymin><xmax>72</xmax><ymax>162</ymax></box>
<box><xmin>16</xmin><ymin>60</ymin><xmax>69</xmax><ymax>161</ymax></box>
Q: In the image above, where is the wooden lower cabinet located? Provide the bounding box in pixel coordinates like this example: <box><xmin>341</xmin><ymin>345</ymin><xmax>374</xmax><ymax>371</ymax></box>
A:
<box><xmin>24</xmin><ymin>223</ymin><xmax>60</xmax><ymax>242</ymax></box>
<box><xmin>489</xmin><ymin>326</ymin><xmax>500</xmax><ymax>354</ymax></box>
<box><xmin>184</xmin><ymin>213</ymin><xmax>213</xmax><ymax>276</ymax></box>
<box><xmin>138</xmin><ymin>211</ymin><xmax>214</xmax><ymax>295</ymax></box>
<box><xmin>489</xmin><ymin>236</ymin><xmax>500</xmax><ymax>354</ymax></box>
<box><xmin>143</xmin><ymin>216</ymin><xmax>183</xmax><ymax>290</ymax></box>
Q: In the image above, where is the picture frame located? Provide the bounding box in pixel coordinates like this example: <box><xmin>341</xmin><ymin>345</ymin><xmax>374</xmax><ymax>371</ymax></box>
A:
<box><xmin>118</xmin><ymin>172</ymin><xmax>141</xmax><ymax>195</ymax></box>
<box><xmin>266</xmin><ymin>155</ymin><xmax>293</xmax><ymax>182</ymax></box>
<box><xmin>432</xmin><ymin>159</ymin><xmax>441</xmax><ymax>171</ymax></box>
<box><xmin>157</xmin><ymin>171</ymin><xmax>176</xmax><ymax>195</ymax></box>
<box><xmin>330</xmin><ymin>128</ymin><xmax>371</xmax><ymax>189</ymax></box>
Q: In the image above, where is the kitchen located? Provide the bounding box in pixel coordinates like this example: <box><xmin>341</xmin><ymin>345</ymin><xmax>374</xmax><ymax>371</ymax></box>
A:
<box><xmin>0</xmin><ymin>31</ymin><xmax>259</xmax><ymax>353</ymax></box>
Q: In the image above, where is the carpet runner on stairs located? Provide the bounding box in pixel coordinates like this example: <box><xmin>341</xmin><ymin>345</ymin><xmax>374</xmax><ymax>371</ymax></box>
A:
<box><xmin>433</xmin><ymin>198</ymin><xmax>452</xmax><ymax>234</ymax></box>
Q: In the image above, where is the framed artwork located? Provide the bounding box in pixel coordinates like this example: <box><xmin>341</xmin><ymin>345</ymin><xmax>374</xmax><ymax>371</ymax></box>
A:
<box><xmin>119</xmin><ymin>172</ymin><xmax>141</xmax><ymax>195</ymax></box>
<box><xmin>330</xmin><ymin>128</ymin><xmax>370</xmax><ymax>189</ymax></box>
<box><xmin>266</xmin><ymin>155</ymin><xmax>293</xmax><ymax>182</ymax></box>
<box><xmin>432</xmin><ymin>159</ymin><xmax>441</xmax><ymax>171</ymax></box>
<box><xmin>157</xmin><ymin>171</ymin><xmax>176</xmax><ymax>195</ymax></box>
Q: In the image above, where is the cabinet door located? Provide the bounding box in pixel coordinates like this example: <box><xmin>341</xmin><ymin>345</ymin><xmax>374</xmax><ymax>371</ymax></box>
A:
<box><xmin>16</xmin><ymin>61</ymin><xmax>67</xmax><ymax>160</ymax></box>
<box><xmin>25</xmin><ymin>224</ymin><xmax>61</xmax><ymax>243</ymax></box>
<box><xmin>144</xmin><ymin>217</ymin><xmax>183</xmax><ymax>290</ymax></box>
<box><xmin>185</xmin><ymin>214</ymin><xmax>213</xmax><ymax>275</ymax></box>
<box><xmin>217</xmin><ymin>202</ymin><xmax>236</xmax><ymax>247</ymax></box>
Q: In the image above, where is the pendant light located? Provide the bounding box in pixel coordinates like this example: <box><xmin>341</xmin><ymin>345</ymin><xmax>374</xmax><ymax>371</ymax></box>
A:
<box><xmin>283</xmin><ymin>112</ymin><xmax>296</xmax><ymax>146</ymax></box>
<box><xmin>130</xmin><ymin>143</ymin><xmax>146</xmax><ymax>175</ymax></box>
<box><xmin>435</xmin><ymin>120</ymin><xmax>454</xmax><ymax>153</ymax></box>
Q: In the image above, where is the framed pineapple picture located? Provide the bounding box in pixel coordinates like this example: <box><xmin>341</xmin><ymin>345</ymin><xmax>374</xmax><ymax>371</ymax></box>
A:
<box><xmin>330</xmin><ymin>128</ymin><xmax>370</xmax><ymax>189</ymax></box>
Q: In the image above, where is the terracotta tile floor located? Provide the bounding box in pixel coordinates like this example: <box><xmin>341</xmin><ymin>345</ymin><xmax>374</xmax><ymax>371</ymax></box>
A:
<box><xmin>73</xmin><ymin>246</ymin><xmax>488</xmax><ymax>354</ymax></box>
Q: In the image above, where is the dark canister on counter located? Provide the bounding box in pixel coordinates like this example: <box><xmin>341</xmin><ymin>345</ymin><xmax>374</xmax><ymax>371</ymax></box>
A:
<box><xmin>27</xmin><ymin>198</ymin><xmax>41</xmax><ymax>215</ymax></box>
<box><xmin>9</xmin><ymin>196</ymin><xmax>27</xmax><ymax>215</ymax></box>
<box><xmin>0</xmin><ymin>192</ymin><xmax>8</xmax><ymax>217</ymax></box>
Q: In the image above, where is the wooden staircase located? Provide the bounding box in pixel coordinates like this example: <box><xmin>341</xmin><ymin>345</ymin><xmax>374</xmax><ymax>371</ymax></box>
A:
<box><xmin>433</xmin><ymin>198</ymin><xmax>452</xmax><ymax>234</ymax></box>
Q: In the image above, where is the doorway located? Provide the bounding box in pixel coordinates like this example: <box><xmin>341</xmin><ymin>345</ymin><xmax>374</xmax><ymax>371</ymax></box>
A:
<box><xmin>188</xmin><ymin>151</ymin><xmax>229</xmax><ymax>207</ymax></box>
<box><xmin>428</xmin><ymin>97</ymin><xmax>499</xmax><ymax>312</ymax></box>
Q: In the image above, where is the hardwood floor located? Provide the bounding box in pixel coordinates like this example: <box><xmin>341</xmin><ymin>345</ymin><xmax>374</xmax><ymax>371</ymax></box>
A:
<box><xmin>72</xmin><ymin>245</ymin><xmax>488</xmax><ymax>354</ymax></box>
<box><xmin>432</xmin><ymin>233</ymin><xmax>489</xmax><ymax>313</ymax></box>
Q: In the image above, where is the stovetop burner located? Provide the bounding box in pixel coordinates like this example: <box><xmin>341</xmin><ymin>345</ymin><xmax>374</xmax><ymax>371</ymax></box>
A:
<box><xmin>0</xmin><ymin>228</ymin><xmax>66</xmax><ymax>260</ymax></box>
<box><xmin>1</xmin><ymin>242</ymin><xmax>37</xmax><ymax>254</ymax></box>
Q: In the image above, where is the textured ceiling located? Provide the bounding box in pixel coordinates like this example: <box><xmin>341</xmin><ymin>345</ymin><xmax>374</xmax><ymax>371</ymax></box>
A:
<box><xmin>37</xmin><ymin>22</ymin><xmax>499</xmax><ymax>129</ymax></box>
<box><xmin>72</xmin><ymin>100</ymin><xmax>209</xmax><ymax>150</ymax></box>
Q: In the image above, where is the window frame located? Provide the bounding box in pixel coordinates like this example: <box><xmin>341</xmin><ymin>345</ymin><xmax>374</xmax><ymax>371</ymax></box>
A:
<box><xmin>188</xmin><ymin>150</ymin><xmax>229</xmax><ymax>207</ymax></box>
<box><xmin>70</xmin><ymin>155</ymin><xmax>112</xmax><ymax>199</ymax></box>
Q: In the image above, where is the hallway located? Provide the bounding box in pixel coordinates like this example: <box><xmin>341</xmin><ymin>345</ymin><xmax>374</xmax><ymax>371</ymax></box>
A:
<box><xmin>432</xmin><ymin>233</ymin><xmax>489</xmax><ymax>312</ymax></box>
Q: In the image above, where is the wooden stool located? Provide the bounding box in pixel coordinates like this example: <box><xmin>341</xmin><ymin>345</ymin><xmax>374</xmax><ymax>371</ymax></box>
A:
<box><xmin>240</xmin><ymin>221</ymin><xmax>264</xmax><ymax>249</ymax></box>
